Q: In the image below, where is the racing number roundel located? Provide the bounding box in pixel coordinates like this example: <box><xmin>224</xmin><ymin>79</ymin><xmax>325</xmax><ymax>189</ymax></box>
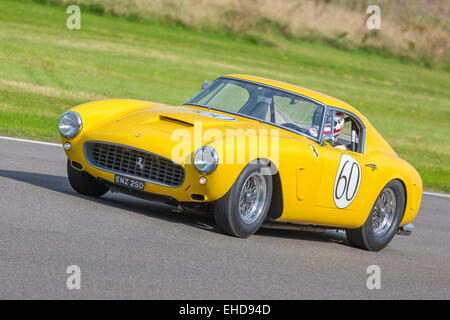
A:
<box><xmin>333</xmin><ymin>154</ymin><xmax>362</xmax><ymax>209</ymax></box>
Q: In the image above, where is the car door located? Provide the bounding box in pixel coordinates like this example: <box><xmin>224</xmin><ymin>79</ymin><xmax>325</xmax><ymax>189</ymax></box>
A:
<box><xmin>314</xmin><ymin>108</ymin><xmax>376</xmax><ymax>213</ymax></box>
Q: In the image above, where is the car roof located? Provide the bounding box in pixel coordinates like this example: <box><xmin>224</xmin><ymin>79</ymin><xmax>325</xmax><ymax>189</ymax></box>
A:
<box><xmin>224</xmin><ymin>74</ymin><xmax>361</xmax><ymax>116</ymax></box>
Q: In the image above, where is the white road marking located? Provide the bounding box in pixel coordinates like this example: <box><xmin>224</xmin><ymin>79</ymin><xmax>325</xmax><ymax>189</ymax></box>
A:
<box><xmin>423</xmin><ymin>191</ymin><xmax>450</xmax><ymax>199</ymax></box>
<box><xmin>0</xmin><ymin>135</ymin><xmax>61</xmax><ymax>147</ymax></box>
<box><xmin>1</xmin><ymin>135</ymin><xmax>449</xmax><ymax>200</ymax></box>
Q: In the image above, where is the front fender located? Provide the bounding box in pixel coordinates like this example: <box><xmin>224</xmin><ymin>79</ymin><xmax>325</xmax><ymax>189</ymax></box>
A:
<box><xmin>60</xmin><ymin>99</ymin><xmax>163</xmax><ymax>156</ymax></box>
<box><xmin>202</xmin><ymin>134</ymin><xmax>272</xmax><ymax>201</ymax></box>
<box><xmin>69</xmin><ymin>99</ymin><xmax>162</xmax><ymax>131</ymax></box>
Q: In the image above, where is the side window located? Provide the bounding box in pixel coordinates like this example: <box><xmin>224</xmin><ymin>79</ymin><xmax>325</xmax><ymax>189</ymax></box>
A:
<box><xmin>272</xmin><ymin>96</ymin><xmax>324</xmax><ymax>139</ymax></box>
<box><xmin>323</xmin><ymin>109</ymin><xmax>364</xmax><ymax>153</ymax></box>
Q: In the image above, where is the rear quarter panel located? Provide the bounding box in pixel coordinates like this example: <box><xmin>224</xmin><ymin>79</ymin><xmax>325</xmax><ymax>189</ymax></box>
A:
<box><xmin>368</xmin><ymin>151</ymin><xmax>423</xmax><ymax>226</ymax></box>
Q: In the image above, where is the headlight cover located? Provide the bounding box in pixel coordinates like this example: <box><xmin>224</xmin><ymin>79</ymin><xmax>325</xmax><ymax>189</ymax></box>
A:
<box><xmin>58</xmin><ymin>111</ymin><xmax>82</xmax><ymax>139</ymax></box>
<box><xmin>193</xmin><ymin>146</ymin><xmax>219</xmax><ymax>175</ymax></box>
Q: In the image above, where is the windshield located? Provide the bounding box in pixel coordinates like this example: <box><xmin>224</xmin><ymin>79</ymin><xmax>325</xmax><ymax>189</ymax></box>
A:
<box><xmin>186</xmin><ymin>78</ymin><xmax>325</xmax><ymax>140</ymax></box>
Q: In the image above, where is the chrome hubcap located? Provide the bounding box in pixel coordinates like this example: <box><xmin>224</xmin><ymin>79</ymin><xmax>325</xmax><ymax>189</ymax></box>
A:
<box><xmin>239</xmin><ymin>172</ymin><xmax>267</xmax><ymax>225</ymax></box>
<box><xmin>372</xmin><ymin>188</ymin><xmax>397</xmax><ymax>236</ymax></box>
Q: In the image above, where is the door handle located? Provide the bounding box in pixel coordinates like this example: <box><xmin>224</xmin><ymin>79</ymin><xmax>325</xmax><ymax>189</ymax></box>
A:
<box><xmin>365</xmin><ymin>164</ymin><xmax>377</xmax><ymax>171</ymax></box>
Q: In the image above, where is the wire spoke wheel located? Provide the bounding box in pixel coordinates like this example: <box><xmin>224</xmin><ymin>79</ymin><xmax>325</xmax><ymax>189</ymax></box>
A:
<box><xmin>372</xmin><ymin>187</ymin><xmax>397</xmax><ymax>237</ymax></box>
<box><xmin>213</xmin><ymin>162</ymin><xmax>272</xmax><ymax>239</ymax></box>
<box><xmin>238</xmin><ymin>172</ymin><xmax>267</xmax><ymax>225</ymax></box>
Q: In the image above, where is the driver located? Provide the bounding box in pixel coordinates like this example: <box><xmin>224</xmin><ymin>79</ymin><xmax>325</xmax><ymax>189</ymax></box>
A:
<box><xmin>322</xmin><ymin>112</ymin><xmax>346</xmax><ymax>150</ymax></box>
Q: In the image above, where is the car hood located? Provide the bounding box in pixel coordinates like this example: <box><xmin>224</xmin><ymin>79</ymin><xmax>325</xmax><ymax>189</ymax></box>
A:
<box><xmin>82</xmin><ymin>105</ymin><xmax>287</xmax><ymax>163</ymax></box>
<box><xmin>117</xmin><ymin>105</ymin><xmax>252</xmax><ymax>129</ymax></box>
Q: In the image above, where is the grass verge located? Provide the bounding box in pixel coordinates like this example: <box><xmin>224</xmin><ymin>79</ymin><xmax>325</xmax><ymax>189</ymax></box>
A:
<box><xmin>0</xmin><ymin>0</ymin><xmax>449</xmax><ymax>192</ymax></box>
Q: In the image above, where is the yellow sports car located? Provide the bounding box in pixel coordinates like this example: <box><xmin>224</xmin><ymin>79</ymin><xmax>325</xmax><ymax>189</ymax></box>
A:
<box><xmin>58</xmin><ymin>74</ymin><xmax>422</xmax><ymax>251</ymax></box>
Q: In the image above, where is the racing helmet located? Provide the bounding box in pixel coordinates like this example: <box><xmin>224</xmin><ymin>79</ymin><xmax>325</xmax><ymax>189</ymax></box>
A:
<box><xmin>323</xmin><ymin>112</ymin><xmax>344</xmax><ymax>137</ymax></box>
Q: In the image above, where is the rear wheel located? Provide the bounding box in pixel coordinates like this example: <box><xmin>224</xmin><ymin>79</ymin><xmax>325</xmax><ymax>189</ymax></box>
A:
<box><xmin>67</xmin><ymin>159</ymin><xmax>109</xmax><ymax>197</ymax></box>
<box><xmin>214</xmin><ymin>161</ymin><xmax>273</xmax><ymax>238</ymax></box>
<box><xmin>346</xmin><ymin>180</ymin><xmax>405</xmax><ymax>251</ymax></box>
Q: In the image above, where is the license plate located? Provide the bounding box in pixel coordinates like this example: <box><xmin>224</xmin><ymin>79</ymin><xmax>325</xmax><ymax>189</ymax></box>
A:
<box><xmin>114</xmin><ymin>175</ymin><xmax>145</xmax><ymax>191</ymax></box>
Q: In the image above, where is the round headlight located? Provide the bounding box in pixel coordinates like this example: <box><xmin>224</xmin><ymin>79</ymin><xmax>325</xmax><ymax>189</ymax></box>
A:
<box><xmin>193</xmin><ymin>146</ymin><xmax>218</xmax><ymax>175</ymax></box>
<box><xmin>58</xmin><ymin>111</ymin><xmax>82</xmax><ymax>139</ymax></box>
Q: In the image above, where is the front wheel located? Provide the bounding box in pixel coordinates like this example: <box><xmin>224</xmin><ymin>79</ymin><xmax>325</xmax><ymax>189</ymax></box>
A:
<box><xmin>346</xmin><ymin>180</ymin><xmax>405</xmax><ymax>251</ymax></box>
<box><xmin>213</xmin><ymin>161</ymin><xmax>273</xmax><ymax>238</ymax></box>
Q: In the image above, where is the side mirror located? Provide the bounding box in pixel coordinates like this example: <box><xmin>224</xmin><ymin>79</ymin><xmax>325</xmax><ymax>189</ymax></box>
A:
<box><xmin>201</xmin><ymin>80</ymin><xmax>209</xmax><ymax>90</ymax></box>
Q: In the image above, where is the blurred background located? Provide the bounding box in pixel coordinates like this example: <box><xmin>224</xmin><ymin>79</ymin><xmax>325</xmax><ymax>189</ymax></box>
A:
<box><xmin>0</xmin><ymin>0</ymin><xmax>449</xmax><ymax>191</ymax></box>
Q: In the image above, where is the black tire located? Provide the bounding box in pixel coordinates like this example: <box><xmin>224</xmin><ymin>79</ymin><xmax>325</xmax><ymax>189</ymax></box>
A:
<box><xmin>67</xmin><ymin>159</ymin><xmax>109</xmax><ymax>197</ymax></box>
<box><xmin>213</xmin><ymin>161</ymin><xmax>273</xmax><ymax>238</ymax></box>
<box><xmin>346</xmin><ymin>180</ymin><xmax>405</xmax><ymax>251</ymax></box>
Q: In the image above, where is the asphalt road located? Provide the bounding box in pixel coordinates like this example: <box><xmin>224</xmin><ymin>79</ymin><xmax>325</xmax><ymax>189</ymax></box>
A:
<box><xmin>0</xmin><ymin>138</ymin><xmax>448</xmax><ymax>299</ymax></box>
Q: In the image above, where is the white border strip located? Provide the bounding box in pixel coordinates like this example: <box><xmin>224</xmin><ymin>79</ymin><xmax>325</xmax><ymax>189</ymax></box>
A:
<box><xmin>0</xmin><ymin>135</ymin><xmax>61</xmax><ymax>147</ymax></box>
<box><xmin>423</xmin><ymin>191</ymin><xmax>450</xmax><ymax>199</ymax></box>
<box><xmin>1</xmin><ymin>135</ymin><xmax>450</xmax><ymax>199</ymax></box>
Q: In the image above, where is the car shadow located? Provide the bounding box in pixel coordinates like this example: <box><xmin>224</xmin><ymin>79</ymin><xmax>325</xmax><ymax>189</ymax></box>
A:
<box><xmin>256</xmin><ymin>227</ymin><xmax>348</xmax><ymax>246</ymax></box>
<box><xmin>0</xmin><ymin>169</ymin><xmax>350</xmax><ymax>247</ymax></box>
<box><xmin>0</xmin><ymin>169</ymin><xmax>217</xmax><ymax>233</ymax></box>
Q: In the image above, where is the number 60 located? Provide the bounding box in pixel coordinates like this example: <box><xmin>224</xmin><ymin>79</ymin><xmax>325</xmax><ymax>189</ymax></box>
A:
<box><xmin>334</xmin><ymin>154</ymin><xmax>361</xmax><ymax>209</ymax></box>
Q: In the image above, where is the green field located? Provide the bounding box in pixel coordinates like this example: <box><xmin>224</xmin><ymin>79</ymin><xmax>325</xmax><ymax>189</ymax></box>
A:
<box><xmin>0</xmin><ymin>0</ymin><xmax>449</xmax><ymax>192</ymax></box>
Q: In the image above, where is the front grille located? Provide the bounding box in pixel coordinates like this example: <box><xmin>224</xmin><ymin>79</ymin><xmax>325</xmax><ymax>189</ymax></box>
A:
<box><xmin>84</xmin><ymin>142</ymin><xmax>184</xmax><ymax>187</ymax></box>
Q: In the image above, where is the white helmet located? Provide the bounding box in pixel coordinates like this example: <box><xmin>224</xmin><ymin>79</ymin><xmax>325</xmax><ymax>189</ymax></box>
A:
<box><xmin>323</xmin><ymin>112</ymin><xmax>344</xmax><ymax>137</ymax></box>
